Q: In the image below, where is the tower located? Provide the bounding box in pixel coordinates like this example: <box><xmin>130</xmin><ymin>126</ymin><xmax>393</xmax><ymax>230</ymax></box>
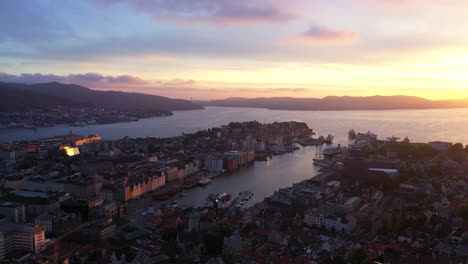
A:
<box><xmin>188</xmin><ymin>211</ymin><xmax>200</xmax><ymax>232</ymax></box>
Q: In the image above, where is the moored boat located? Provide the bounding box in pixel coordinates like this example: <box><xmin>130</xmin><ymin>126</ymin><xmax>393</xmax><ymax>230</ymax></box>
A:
<box><xmin>198</xmin><ymin>178</ymin><xmax>212</xmax><ymax>185</ymax></box>
<box><xmin>322</xmin><ymin>145</ymin><xmax>344</xmax><ymax>158</ymax></box>
<box><xmin>313</xmin><ymin>158</ymin><xmax>334</xmax><ymax>168</ymax></box>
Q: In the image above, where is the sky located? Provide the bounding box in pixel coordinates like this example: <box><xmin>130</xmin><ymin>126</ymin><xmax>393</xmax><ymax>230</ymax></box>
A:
<box><xmin>1</xmin><ymin>0</ymin><xmax>468</xmax><ymax>100</ymax></box>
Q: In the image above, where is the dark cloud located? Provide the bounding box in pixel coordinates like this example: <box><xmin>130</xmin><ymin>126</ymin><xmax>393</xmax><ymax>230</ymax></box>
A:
<box><xmin>287</xmin><ymin>25</ymin><xmax>359</xmax><ymax>44</ymax></box>
<box><xmin>0</xmin><ymin>72</ymin><xmax>147</xmax><ymax>86</ymax></box>
<box><xmin>93</xmin><ymin>0</ymin><xmax>293</xmax><ymax>24</ymax></box>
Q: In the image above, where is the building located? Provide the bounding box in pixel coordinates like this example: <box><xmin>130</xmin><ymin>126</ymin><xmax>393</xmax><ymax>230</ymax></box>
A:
<box><xmin>113</xmin><ymin>185</ymin><xmax>132</xmax><ymax>203</ymax></box>
<box><xmin>304</xmin><ymin>209</ymin><xmax>356</xmax><ymax>233</ymax></box>
<box><xmin>0</xmin><ymin>202</ymin><xmax>25</xmax><ymax>224</ymax></box>
<box><xmin>343</xmin><ymin>197</ymin><xmax>361</xmax><ymax>212</ymax></box>
<box><xmin>165</xmin><ymin>167</ymin><xmax>181</xmax><ymax>183</ymax></box>
<box><xmin>428</xmin><ymin>141</ymin><xmax>453</xmax><ymax>152</ymax></box>
<box><xmin>223</xmin><ymin>157</ymin><xmax>238</xmax><ymax>172</ymax></box>
<box><xmin>64</xmin><ymin>177</ymin><xmax>102</xmax><ymax>198</ymax></box>
<box><xmin>100</xmin><ymin>185</ymin><xmax>114</xmax><ymax>200</ymax></box>
<box><xmin>268</xmin><ymin>135</ymin><xmax>283</xmax><ymax>145</ymax></box>
<box><xmin>0</xmin><ymin>223</ymin><xmax>46</xmax><ymax>259</ymax></box>
<box><xmin>204</xmin><ymin>154</ymin><xmax>224</xmax><ymax>172</ymax></box>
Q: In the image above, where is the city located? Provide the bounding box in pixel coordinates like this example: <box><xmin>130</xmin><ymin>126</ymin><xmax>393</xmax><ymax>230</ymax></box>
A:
<box><xmin>2</xmin><ymin>0</ymin><xmax>468</xmax><ymax>263</ymax></box>
<box><xmin>1</xmin><ymin>121</ymin><xmax>468</xmax><ymax>263</ymax></box>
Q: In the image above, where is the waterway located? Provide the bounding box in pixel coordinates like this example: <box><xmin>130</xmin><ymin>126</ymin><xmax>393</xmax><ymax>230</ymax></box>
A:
<box><xmin>2</xmin><ymin>107</ymin><xmax>468</xmax><ymax>207</ymax></box>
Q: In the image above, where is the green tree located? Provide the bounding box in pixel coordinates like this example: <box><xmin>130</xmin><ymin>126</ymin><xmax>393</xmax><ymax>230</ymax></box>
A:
<box><xmin>456</xmin><ymin>204</ymin><xmax>468</xmax><ymax>220</ymax></box>
<box><xmin>349</xmin><ymin>247</ymin><xmax>369</xmax><ymax>264</ymax></box>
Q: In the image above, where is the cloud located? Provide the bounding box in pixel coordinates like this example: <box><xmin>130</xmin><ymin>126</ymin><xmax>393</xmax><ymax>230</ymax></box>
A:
<box><xmin>286</xmin><ymin>25</ymin><xmax>359</xmax><ymax>44</ymax></box>
<box><xmin>0</xmin><ymin>72</ymin><xmax>148</xmax><ymax>86</ymax></box>
<box><xmin>92</xmin><ymin>0</ymin><xmax>293</xmax><ymax>24</ymax></box>
<box><xmin>157</xmin><ymin>79</ymin><xmax>196</xmax><ymax>87</ymax></box>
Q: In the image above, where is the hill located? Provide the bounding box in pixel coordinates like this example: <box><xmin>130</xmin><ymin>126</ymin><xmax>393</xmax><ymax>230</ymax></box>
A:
<box><xmin>0</xmin><ymin>84</ymin><xmax>88</xmax><ymax>112</ymax></box>
<box><xmin>197</xmin><ymin>96</ymin><xmax>468</xmax><ymax>111</ymax></box>
<box><xmin>0</xmin><ymin>82</ymin><xmax>203</xmax><ymax>113</ymax></box>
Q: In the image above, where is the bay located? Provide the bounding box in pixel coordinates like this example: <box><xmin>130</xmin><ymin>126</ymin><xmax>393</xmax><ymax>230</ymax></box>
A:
<box><xmin>2</xmin><ymin>107</ymin><xmax>467</xmax><ymax>207</ymax></box>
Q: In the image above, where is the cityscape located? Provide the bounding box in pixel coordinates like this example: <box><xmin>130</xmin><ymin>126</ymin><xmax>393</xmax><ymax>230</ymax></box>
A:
<box><xmin>2</xmin><ymin>0</ymin><xmax>468</xmax><ymax>264</ymax></box>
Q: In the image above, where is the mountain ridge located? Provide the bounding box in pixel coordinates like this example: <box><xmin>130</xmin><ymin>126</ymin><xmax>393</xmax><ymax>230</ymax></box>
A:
<box><xmin>0</xmin><ymin>82</ymin><xmax>203</xmax><ymax>113</ymax></box>
<box><xmin>196</xmin><ymin>95</ymin><xmax>468</xmax><ymax>111</ymax></box>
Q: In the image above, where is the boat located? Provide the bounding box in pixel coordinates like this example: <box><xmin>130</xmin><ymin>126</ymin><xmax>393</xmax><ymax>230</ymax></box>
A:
<box><xmin>325</xmin><ymin>134</ymin><xmax>334</xmax><ymax>144</ymax></box>
<box><xmin>322</xmin><ymin>145</ymin><xmax>344</xmax><ymax>158</ymax></box>
<box><xmin>198</xmin><ymin>178</ymin><xmax>212</xmax><ymax>185</ymax></box>
<box><xmin>313</xmin><ymin>158</ymin><xmax>334</xmax><ymax>168</ymax></box>
<box><xmin>206</xmin><ymin>193</ymin><xmax>234</xmax><ymax>208</ymax></box>
<box><xmin>72</xmin><ymin>121</ymin><xmax>87</xmax><ymax>127</ymax></box>
<box><xmin>356</xmin><ymin>131</ymin><xmax>377</xmax><ymax>140</ymax></box>
<box><xmin>24</xmin><ymin>124</ymin><xmax>36</xmax><ymax>130</ymax></box>
<box><xmin>348</xmin><ymin>129</ymin><xmax>357</xmax><ymax>140</ymax></box>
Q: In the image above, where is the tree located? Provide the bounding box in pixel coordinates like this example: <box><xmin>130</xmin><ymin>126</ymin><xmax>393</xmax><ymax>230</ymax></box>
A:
<box><xmin>349</xmin><ymin>247</ymin><xmax>369</xmax><ymax>264</ymax></box>
<box><xmin>456</xmin><ymin>204</ymin><xmax>468</xmax><ymax>220</ymax></box>
<box><xmin>448</xmin><ymin>143</ymin><xmax>465</xmax><ymax>163</ymax></box>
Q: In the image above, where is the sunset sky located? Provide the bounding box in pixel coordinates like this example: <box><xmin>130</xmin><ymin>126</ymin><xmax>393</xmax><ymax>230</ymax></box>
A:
<box><xmin>1</xmin><ymin>0</ymin><xmax>468</xmax><ymax>100</ymax></box>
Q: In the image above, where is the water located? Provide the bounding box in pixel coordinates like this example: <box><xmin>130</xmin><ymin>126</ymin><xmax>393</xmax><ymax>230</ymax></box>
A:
<box><xmin>2</xmin><ymin>107</ymin><xmax>468</xmax><ymax>207</ymax></box>
<box><xmin>178</xmin><ymin>145</ymin><xmax>320</xmax><ymax>208</ymax></box>
<box><xmin>1</xmin><ymin>107</ymin><xmax>467</xmax><ymax>144</ymax></box>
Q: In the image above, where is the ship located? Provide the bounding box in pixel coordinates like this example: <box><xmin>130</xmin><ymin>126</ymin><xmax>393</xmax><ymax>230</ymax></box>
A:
<box><xmin>322</xmin><ymin>145</ymin><xmax>344</xmax><ymax>158</ymax></box>
<box><xmin>348</xmin><ymin>129</ymin><xmax>357</xmax><ymax>140</ymax></box>
<box><xmin>325</xmin><ymin>134</ymin><xmax>334</xmax><ymax>144</ymax></box>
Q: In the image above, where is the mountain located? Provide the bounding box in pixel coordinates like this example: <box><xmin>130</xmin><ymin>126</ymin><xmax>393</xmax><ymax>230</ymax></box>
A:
<box><xmin>197</xmin><ymin>96</ymin><xmax>468</xmax><ymax>111</ymax></box>
<box><xmin>0</xmin><ymin>84</ymin><xmax>88</xmax><ymax>112</ymax></box>
<box><xmin>0</xmin><ymin>82</ymin><xmax>203</xmax><ymax>113</ymax></box>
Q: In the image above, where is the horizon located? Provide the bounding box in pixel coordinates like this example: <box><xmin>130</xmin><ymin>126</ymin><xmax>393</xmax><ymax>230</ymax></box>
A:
<box><xmin>2</xmin><ymin>80</ymin><xmax>468</xmax><ymax>101</ymax></box>
<box><xmin>2</xmin><ymin>0</ymin><xmax>468</xmax><ymax>100</ymax></box>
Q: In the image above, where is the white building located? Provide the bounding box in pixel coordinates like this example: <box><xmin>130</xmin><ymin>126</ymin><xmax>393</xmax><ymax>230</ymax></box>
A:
<box><xmin>304</xmin><ymin>209</ymin><xmax>356</xmax><ymax>233</ymax></box>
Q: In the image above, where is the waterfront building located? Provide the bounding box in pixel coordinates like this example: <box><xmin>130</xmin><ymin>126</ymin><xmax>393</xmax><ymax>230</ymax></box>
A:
<box><xmin>268</xmin><ymin>135</ymin><xmax>283</xmax><ymax>145</ymax></box>
<box><xmin>165</xmin><ymin>167</ymin><xmax>181</xmax><ymax>182</ymax></box>
<box><xmin>255</xmin><ymin>142</ymin><xmax>266</xmax><ymax>152</ymax></box>
<box><xmin>204</xmin><ymin>154</ymin><xmax>224</xmax><ymax>172</ymax></box>
<box><xmin>223</xmin><ymin>157</ymin><xmax>238</xmax><ymax>172</ymax></box>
